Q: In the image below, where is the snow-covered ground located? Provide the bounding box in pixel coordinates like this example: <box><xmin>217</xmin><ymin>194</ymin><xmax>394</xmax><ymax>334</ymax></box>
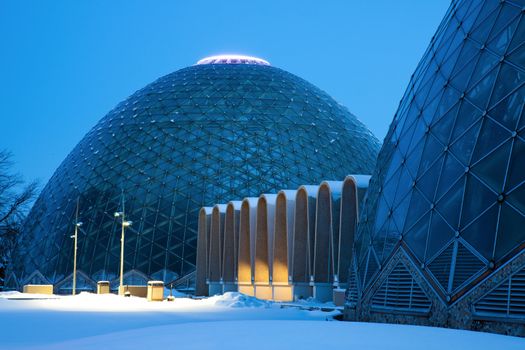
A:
<box><xmin>0</xmin><ymin>292</ymin><xmax>523</xmax><ymax>350</ymax></box>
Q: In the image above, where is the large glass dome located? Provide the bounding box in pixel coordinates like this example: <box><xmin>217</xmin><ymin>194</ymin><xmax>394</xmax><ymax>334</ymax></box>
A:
<box><xmin>7</xmin><ymin>56</ymin><xmax>380</xmax><ymax>289</ymax></box>
<box><xmin>349</xmin><ymin>0</ymin><xmax>525</xmax><ymax>335</ymax></box>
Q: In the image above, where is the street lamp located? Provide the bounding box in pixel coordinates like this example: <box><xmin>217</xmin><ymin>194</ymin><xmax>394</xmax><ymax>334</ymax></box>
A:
<box><xmin>114</xmin><ymin>210</ymin><xmax>132</xmax><ymax>295</ymax></box>
<box><xmin>70</xmin><ymin>221</ymin><xmax>83</xmax><ymax>296</ymax></box>
<box><xmin>70</xmin><ymin>198</ymin><xmax>82</xmax><ymax>296</ymax></box>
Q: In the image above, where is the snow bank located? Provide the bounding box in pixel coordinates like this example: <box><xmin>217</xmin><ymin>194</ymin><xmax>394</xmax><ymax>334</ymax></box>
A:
<box><xmin>211</xmin><ymin>292</ymin><xmax>271</xmax><ymax>308</ymax></box>
<box><xmin>0</xmin><ymin>292</ymin><xmax>523</xmax><ymax>350</ymax></box>
<box><xmin>23</xmin><ymin>320</ymin><xmax>525</xmax><ymax>350</ymax></box>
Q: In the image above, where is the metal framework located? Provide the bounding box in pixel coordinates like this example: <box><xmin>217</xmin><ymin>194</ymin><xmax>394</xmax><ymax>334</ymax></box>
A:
<box><xmin>6</xmin><ymin>58</ymin><xmax>380</xmax><ymax>291</ymax></box>
<box><xmin>348</xmin><ymin>0</ymin><xmax>525</xmax><ymax>336</ymax></box>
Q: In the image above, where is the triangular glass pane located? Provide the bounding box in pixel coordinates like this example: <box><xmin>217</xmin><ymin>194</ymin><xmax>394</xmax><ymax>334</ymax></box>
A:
<box><xmin>505</xmin><ymin>137</ymin><xmax>525</xmax><ymax>191</ymax></box>
<box><xmin>383</xmin><ymin>149</ymin><xmax>404</xmax><ymax>184</ymax></box>
<box><xmin>489</xmin><ymin>63</ymin><xmax>525</xmax><ymax>108</ymax></box>
<box><xmin>439</xmin><ymin>42</ymin><xmax>463</xmax><ymax>79</ymax></box>
<box><xmin>508</xmin><ymin>16</ymin><xmax>525</xmax><ymax>52</ymax></box>
<box><xmin>426</xmin><ymin>212</ymin><xmax>454</xmax><ymax>261</ymax></box>
<box><xmin>418</xmin><ymin>134</ymin><xmax>443</xmax><ymax>177</ymax></box>
<box><xmin>486</xmin><ymin>4</ymin><xmax>521</xmax><ymax>53</ymax></box>
<box><xmin>436</xmin><ymin>153</ymin><xmax>465</xmax><ymax>199</ymax></box>
<box><xmin>364</xmin><ymin>248</ymin><xmax>380</xmax><ymax>288</ymax></box>
<box><xmin>436</xmin><ymin>179</ymin><xmax>465</xmax><ymax>228</ymax></box>
<box><xmin>431</xmin><ymin>102</ymin><xmax>459</xmax><ymax>145</ymax></box>
<box><xmin>383</xmin><ymin>174</ymin><xmax>400</xmax><ymax>208</ymax></box>
<box><xmin>450</xmin><ymin>100</ymin><xmax>480</xmax><ymax>141</ymax></box>
<box><xmin>461</xmin><ymin>204</ymin><xmax>498</xmax><ymax>259</ymax></box>
<box><xmin>489</xmin><ymin>83</ymin><xmax>525</xmax><ymax>130</ymax></box>
<box><xmin>461</xmin><ymin>174</ymin><xmax>497</xmax><ymax>227</ymax></box>
<box><xmin>495</xmin><ymin>203</ymin><xmax>525</xmax><ymax>260</ymax></box>
<box><xmin>457</xmin><ymin>0</ymin><xmax>484</xmax><ymax>35</ymax></box>
<box><xmin>424</xmin><ymin>86</ymin><xmax>447</xmax><ymax>124</ymax></box>
<box><xmin>450</xmin><ymin>121</ymin><xmax>482</xmax><ymax>166</ymax></box>
<box><xmin>373</xmin><ymin>196</ymin><xmax>391</xmax><ymax>232</ymax></box>
<box><xmin>472</xmin><ymin>117</ymin><xmax>512</xmax><ymax>163</ymax></box>
<box><xmin>405</xmin><ymin>137</ymin><xmax>426</xmax><ymax>175</ymax></box>
<box><xmin>470</xmin><ymin>4</ymin><xmax>500</xmax><ymax>43</ymax></box>
<box><xmin>472</xmin><ymin>140</ymin><xmax>512</xmax><ymax>193</ymax></box>
<box><xmin>393</xmin><ymin>166</ymin><xmax>414</xmax><ymax>208</ymax></box>
<box><xmin>405</xmin><ymin>212</ymin><xmax>430</xmax><ymax>261</ymax></box>
<box><xmin>398</xmin><ymin>118</ymin><xmax>418</xmax><ymax>156</ymax></box>
<box><xmin>382</xmin><ymin>225</ymin><xmax>401</xmax><ymax>265</ymax></box>
<box><xmin>467</xmin><ymin>65</ymin><xmax>500</xmax><ymax>109</ymax></box>
<box><xmin>449</xmin><ymin>42</ymin><xmax>479</xmax><ymax>90</ymax></box>
<box><xmin>372</xmin><ymin>220</ymin><xmax>389</xmax><ymax>263</ymax></box>
<box><xmin>404</xmin><ymin>188</ymin><xmax>430</xmax><ymax>232</ymax></box>
<box><xmin>417</xmin><ymin>156</ymin><xmax>444</xmax><ymax>203</ymax></box>
<box><xmin>392</xmin><ymin>193</ymin><xmax>411</xmax><ymax>234</ymax></box>
<box><xmin>507</xmin><ymin>183</ymin><xmax>525</xmax><ymax>217</ymax></box>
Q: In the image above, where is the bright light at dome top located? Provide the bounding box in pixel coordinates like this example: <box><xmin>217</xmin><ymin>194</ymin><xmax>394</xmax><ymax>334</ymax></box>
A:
<box><xmin>196</xmin><ymin>55</ymin><xmax>270</xmax><ymax>66</ymax></box>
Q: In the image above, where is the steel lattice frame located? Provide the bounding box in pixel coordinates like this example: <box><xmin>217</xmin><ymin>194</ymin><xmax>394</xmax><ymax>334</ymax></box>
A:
<box><xmin>6</xmin><ymin>61</ymin><xmax>380</xmax><ymax>290</ymax></box>
<box><xmin>349</xmin><ymin>0</ymin><xmax>525</xmax><ymax>335</ymax></box>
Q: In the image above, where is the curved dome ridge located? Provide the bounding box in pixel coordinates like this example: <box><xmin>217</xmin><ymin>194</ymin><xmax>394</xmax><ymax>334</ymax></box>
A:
<box><xmin>8</xmin><ymin>59</ymin><xmax>380</xmax><ymax>288</ymax></box>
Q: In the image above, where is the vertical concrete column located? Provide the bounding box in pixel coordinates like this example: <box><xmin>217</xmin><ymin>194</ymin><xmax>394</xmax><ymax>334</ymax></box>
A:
<box><xmin>313</xmin><ymin>183</ymin><xmax>334</xmax><ymax>302</ymax></box>
<box><xmin>254</xmin><ymin>194</ymin><xmax>277</xmax><ymax>300</ymax></box>
<box><xmin>208</xmin><ymin>204</ymin><xmax>227</xmax><ymax>296</ymax></box>
<box><xmin>238</xmin><ymin>198</ymin><xmax>258</xmax><ymax>296</ymax></box>
<box><xmin>222</xmin><ymin>201</ymin><xmax>242</xmax><ymax>293</ymax></box>
<box><xmin>272</xmin><ymin>190</ymin><xmax>297</xmax><ymax>301</ymax></box>
<box><xmin>196</xmin><ymin>207</ymin><xmax>213</xmax><ymax>296</ymax></box>
<box><xmin>291</xmin><ymin>185</ymin><xmax>319</xmax><ymax>300</ymax></box>
<box><xmin>321</xmin><ymin>181</ymin><xmax>345</xmax><ymax>288</ymax></box>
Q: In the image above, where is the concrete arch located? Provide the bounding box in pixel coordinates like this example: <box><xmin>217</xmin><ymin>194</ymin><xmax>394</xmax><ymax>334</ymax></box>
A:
<box><xmin>291</xmin><ymin>185</ymin><xmax>319</xmax><ymax>299</ymax></box>
<box><xmin>238</xmin><ymin>197</ymin><xmax>258</xmax><ymax>296</ymax></box>
<box><xmin>272</xmin><ymin>190</ymin><xmax>297</xmax><ymax>301</ymax></box>
<box><xmin>273</xmin><ymin>190</ymin><xmax>296</xmax><ymax>284</ymax></box>
<box><xmin>208</xmin><ymin>204</ymin><xmax>227</xmax><ymax>295</ymax></box>
<box><xmin>222</xmin><ymin>201</ymin><xmax>242</xmax><ymax>292</ymax></box>
<box><xmin>254</xmin><ymin>194</ymin><xmax>277</xmax><ymax>299</ymax></box>
<box><xmin>314</xmin><ymin>182</ymin><xmax>335</xmax><ymax>287</ymax></box>
<box><xmin>337</xmin><ymin>175</ymin><xmax>370</xmax><ymax>286</ymax></box>
<box><xmin>196</xmin><ymin>207</ymin><xmax>213</xmax><ymax>296</ymax></box>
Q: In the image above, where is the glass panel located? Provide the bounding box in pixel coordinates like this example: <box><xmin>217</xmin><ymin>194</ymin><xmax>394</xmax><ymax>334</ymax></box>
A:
<box><xmin>472</xmin><ymin>140</ymin><xmax>512</xmax><ymax>192</ymax></box>
<box><xmin>489</xmin><ymin>63</ymin><xmax>525</xmax><ymax>108</ymax></box>
<box><xmin>472</xmin><ymin>117</ymin><xmax>511</xmax><ymax>163</ymax></box>
<box><xmin>426</xmin><ymin>213</ymin><xmax>454</xmax><ymax>261</ymax></box>
<box><xmin>495</xmin><ymin>203</ymin><xmax>525</xmax><ymax>260</ymax></box>
<box><xmin>405</xmin><ymin>213</ymin><xmax>430</xmax><ymax>262</ymax></box>
<box><xmin>461</xmin><ymin>174</ymin><xmax>497</xmax><ymax>227</ymax></box>
<box><xmin>489</xmin><ymin>83</ymin><xmax>525</xmax><ymax>130</ymax></box>
<box><xmin>505</xmin><ymin>137</ymin><xmax>525</xmax><ymax>191</ymax></box>
<box><xmin>461</xmin><ymin>204</ymin><xmax>498</xmax><ymax>259</ymax></box>
<box><xmin>404</xmin><ymin>189</ymin><xmax>430</xmax><ymax>232</ymax></box>
<box><xmin>435</xmin><ymin>153</ymin><xmax>465</xmax><ymax>199</ymax></box>
<box><xmin>450</xmin><ymin>121</ymin><xmax>482</xmax><ymax>166</ymax></box>
<box><xmin>436</xmin><ymin>179</ymin><xmax>464</xmax><ymax>230</ymax></box>
<box><xmin>467</xmin><ymin>65</ymin><xmax>500</xmax><ymax>109</ymax></box>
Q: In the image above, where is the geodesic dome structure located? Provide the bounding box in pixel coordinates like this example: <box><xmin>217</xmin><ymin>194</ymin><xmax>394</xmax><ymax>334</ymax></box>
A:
<box><xmin>348</xmin><ymin>0</ymin><xmax>525</xmax><ymax>335</ymax></box>
<box><xmin>6</xmin><ymin>55</ymin><xmax>380</xmax><ymax>291</ymax></box>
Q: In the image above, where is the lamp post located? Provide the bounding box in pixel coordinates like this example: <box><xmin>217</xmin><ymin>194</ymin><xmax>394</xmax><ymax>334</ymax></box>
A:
<box><xmin>114</xmin><ymin>205</ymin><xmax>132</xmax><ymax>295</ymax></box>
<box><xmin>70</xmin><ymin>198</ymin><xmax>82</xmax><ymax>296</ymax></box>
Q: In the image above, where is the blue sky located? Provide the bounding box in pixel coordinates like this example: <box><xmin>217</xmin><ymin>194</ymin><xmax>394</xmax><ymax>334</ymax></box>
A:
<box><xmin>0</xmin><ymin>0</ymin><xmax>449</xmax><ymax>185</ymax></box>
